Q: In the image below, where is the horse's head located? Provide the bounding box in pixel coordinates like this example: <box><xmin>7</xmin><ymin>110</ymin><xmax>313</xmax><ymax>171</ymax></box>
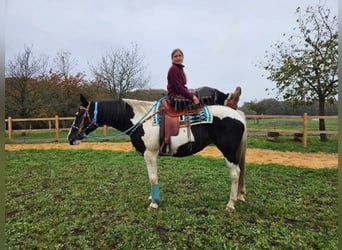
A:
<box><xmin>67</xmin><ymin>94</ymin><xmax>99</xmax><ymax>145</ymax></box>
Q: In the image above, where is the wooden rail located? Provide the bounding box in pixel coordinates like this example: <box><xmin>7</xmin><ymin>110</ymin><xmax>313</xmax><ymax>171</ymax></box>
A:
<box><xmin>245</xmin><ymin>113</ymin><xmax>338</xmax><ymax>147</ymax></box>
<box><xmin>4</xmin><ymin>113</ymin><xmax>338</xmax><ymax>147</ymax></box>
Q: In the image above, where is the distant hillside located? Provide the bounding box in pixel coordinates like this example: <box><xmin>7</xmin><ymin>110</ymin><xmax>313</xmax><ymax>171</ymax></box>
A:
<box><xmin>125</xmin><ymin>89</ymin><xmax>167</xmax><ymax>101</ymax></box>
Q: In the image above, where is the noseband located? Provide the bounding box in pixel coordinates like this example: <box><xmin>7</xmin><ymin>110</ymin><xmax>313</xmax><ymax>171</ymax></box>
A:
<box><xmin>72</xmin><ymin>102</ymin><xmax>99</xmax><ymax>138</ymax></box>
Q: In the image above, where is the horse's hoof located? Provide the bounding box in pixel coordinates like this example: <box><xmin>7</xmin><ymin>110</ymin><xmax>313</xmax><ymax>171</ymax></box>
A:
<box><xmin>226</xmin><ymin>206</ymin><xmax>236</xmax><ymax>213</ymax></box>
<box><xmin>237</xmin><ymin>195</ymin><xmax>246</xmax><ymax>203</ymax></box>
<box><xmin>148</xmin><ymin>203</ymin><xmax>158</xmax><ymax>210</ymax></box>
<box><xmin>226</xmin><ymin>200</ymin><xmax>236</xmax><ymax>212</ymax></box>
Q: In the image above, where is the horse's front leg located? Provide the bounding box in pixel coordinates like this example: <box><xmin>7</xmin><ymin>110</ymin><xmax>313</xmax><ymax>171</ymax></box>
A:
<box><xmin>225</xmin><ymin>158</ymin><xmax>240</xmax><ymax>212</ymax></box>
<box><xmin>144</xmin><ymin>150</ymin><xmax>160</xmax><ymax>210</ymax></box>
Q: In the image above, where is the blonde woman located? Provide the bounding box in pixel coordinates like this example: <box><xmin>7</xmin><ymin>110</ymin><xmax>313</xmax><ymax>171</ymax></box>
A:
<box><xmin>167</xmin><ymin>48</ymin><xmax>200</xmax><ymax>111</ymax></box>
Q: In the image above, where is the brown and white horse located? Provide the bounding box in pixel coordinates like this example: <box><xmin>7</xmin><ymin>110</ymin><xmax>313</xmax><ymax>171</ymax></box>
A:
<box><xmin>67</xmin><ymin>92</ymin><xmax>247</xmax><ymax>212</ymax></box>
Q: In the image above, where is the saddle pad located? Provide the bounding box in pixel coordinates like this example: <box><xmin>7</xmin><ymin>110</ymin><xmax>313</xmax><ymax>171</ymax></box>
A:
<box><xmin>153</xmin><ymin>106</ymin><xmax>212</xmax><ymax>126</ymax></box>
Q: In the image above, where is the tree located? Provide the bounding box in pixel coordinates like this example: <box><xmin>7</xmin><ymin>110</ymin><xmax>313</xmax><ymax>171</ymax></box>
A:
<box><xmin>90</xmin><ymin>43</ymin><xmax>150</xmax><ymax>99</ymax></box>
<box><xmin>53</xmin><ymin>50</ymin><xmax>78</xmax><ymax>78</ymax></box>
<box><xmin>46</xmin><ymin>70</ymin><xmax>85</xmax><ymax>117</ymax></box>
<box><xmin>261</xmin><ymin>2</ymin><xmax>338</xmax><ymax>141</ymax></box>
<box><xmin>5</xmin><ymin>45</ymin><xmax>48</xmax><ymax>118</ymax></box>
<box><xmin>49</xmin><ymin>51</ymin><xmax>85</xmax><ymax>117</ymax></box>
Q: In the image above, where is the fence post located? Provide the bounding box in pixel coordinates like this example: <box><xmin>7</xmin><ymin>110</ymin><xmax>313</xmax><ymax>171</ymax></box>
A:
<box><xmin>302</xmin><ymin>113</ymin><xmax>308</xmax><ymax>147</ymax></box>
<box><xmin>55</xmin><ymin>115</ymin><xmax>59</xmax><ymax>142</ymax></box>
<box><xmin>8</xmin><ymin>117</ymin><xmax>12</xmax><ymax>141</ymax></box>
<box><xmin>103</xmin><ymin>125</ymin><xmax>107</xmax><ymax>136</ymax></box>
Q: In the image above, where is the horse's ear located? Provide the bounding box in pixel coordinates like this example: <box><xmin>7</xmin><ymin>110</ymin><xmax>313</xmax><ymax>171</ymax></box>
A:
<box><xmin>80</xmin><ymin>94</ymin><xmax>89</xmax><ymax>107</ymax></box>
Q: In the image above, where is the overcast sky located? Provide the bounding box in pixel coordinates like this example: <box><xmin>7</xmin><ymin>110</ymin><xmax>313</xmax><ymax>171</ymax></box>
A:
<box><xmin>5</xmin><ymin>0</ymin><xmax>338</xmax><ymax>104</ymax></box>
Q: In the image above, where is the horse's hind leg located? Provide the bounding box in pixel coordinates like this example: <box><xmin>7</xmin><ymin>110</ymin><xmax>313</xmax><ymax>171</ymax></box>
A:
<box><xmin>236</xmin><ymin>130</ymin><xmax>247</xmax><ymax>203</ymax></box>
<box><xmin>225</xmin><ymin>158</ymin><xmax>240</xmax><ymax>212</ymax></box>
<box><xmin>237</xmin><ymin>151</ymin><xmax>246</xmax><ymax>203</ymax></box>
<box><xmin>237</xmin><ymin>171</ymin><xmax>246</xmax><ymax>202</ymax></box>
<box><xmin>144</xmin><ymin>150</ymin><xmax>160</xmax><ymax>210</ymax></box>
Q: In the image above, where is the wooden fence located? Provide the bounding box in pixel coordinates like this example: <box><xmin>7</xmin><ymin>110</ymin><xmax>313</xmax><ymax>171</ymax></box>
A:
<box><xmin>245</xmin><ymin>114</ymin><xmax>338</xmax><ymax>147</ymax></box>
<box><xmin>4</xmin><ymin>113</ymin><xmax>338</xmax><ymax>147</ymax></box>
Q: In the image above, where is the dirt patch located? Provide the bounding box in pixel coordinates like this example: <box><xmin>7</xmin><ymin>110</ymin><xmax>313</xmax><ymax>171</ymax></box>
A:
<box><xmin>5</xmin><ymin>142</ymin><xmax>337</xmax><ymax>169</ymax></box>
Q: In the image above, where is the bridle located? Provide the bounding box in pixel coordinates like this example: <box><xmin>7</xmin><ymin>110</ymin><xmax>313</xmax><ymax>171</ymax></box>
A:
<box><xmin>72</xmin><ymin>102</ymin><xmax>99</xmax><ymax>139</ymax></box>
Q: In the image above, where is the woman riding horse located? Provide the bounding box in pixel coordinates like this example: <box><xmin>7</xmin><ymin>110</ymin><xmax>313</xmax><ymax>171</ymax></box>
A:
<box><xmin>167</xmin><ymin>48</ymin><xmax>241</xmax><ymax>111</ymax></box>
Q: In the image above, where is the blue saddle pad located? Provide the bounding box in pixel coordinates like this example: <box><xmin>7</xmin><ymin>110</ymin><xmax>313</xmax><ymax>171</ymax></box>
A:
<box><xmin>153</xmin><ymin>105</ymin><xmax>212</xmax><ymax>126</ymax></box>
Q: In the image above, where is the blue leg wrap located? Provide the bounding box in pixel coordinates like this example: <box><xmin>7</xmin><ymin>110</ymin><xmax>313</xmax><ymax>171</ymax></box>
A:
<box><xmin>151</xmin><ymin>184</ymin><xmax>160</xmax><ymax>204</ymax></box>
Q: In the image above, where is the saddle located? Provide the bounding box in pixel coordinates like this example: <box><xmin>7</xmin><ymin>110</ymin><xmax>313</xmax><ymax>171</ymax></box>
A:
<box><xmin>158</xmin><ymin>99</ymin><xmax>201</xmax><ymax>155</ymax></box>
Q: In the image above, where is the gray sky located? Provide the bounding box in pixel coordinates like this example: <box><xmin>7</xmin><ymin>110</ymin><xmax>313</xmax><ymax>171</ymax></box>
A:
<box><xmin>5</xmin><ymin>0</ymin><xmax>338</xmax><ymax>104</ymax></box>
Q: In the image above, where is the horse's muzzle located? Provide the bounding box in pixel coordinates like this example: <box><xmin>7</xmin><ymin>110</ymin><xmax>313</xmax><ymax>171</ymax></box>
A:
<box><xmin>68</xmin><ymin>132</ymin><xmax>82</xmax><ymax>145</ymax></box>
<box><xmin>69</xmin><ymin>139</ymin><xmax>81</xmax><ymax>145</ymax></box>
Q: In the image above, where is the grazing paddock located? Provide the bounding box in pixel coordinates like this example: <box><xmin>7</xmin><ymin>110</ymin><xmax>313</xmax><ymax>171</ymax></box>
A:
<box><xmin>5</xmin><ymin>149</ymin><xmax>338</xmax><ymax>249</ymax></box>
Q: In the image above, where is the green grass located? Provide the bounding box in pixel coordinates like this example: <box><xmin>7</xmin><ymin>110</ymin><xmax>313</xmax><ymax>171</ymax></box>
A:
<box><xmin>247</xmin><ymin>135</ymin><xmax>338</xmax><ymax>153</ymax></box>
<box><xmin>6</xmin><ymin>149</ymin><xmax>338</xmax><ymax>249</ymax></box>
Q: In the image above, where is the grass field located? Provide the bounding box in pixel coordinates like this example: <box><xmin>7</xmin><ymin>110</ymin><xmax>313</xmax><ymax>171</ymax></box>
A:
<box><xmin>5</xmin><ymin>149</ymin><xmax>338</xmax><ymax>249</ymax></box>
<box><xmin>247</xmin><ymin>135</ymin><xmax>337</xmax><ymax>153</ymax></box>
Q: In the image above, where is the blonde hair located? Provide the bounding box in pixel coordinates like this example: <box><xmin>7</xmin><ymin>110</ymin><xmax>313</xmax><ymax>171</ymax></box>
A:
<box><xmin>170</xmin><ymin>48</ymin><xmax>187</xmax><ymax>82</ymax></box>
<box><xmin>171</xmin><ymin>48</ymin><xmax>184</xmax><ymax>58</ymax></box>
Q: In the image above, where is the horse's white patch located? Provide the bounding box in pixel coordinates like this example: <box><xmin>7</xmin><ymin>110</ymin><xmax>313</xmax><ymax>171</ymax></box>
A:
<box><xmin>124</xmin><ymin>99</ymin><xmax>161</xmax><ymax>151</ymax></box>
<box><xmin>207</xmin><ymin>106</ymin><xmax>246</xmax><ymax>125</ymax></box>
<box><xmin>123</xmin><ymin>99</ymin><xmax>156</xmax><ymax>124</ymax></box>
<box><xmin>141</xmin><ymin>122</ymin><xmax>160</xmax><ymax>151</ymax></box>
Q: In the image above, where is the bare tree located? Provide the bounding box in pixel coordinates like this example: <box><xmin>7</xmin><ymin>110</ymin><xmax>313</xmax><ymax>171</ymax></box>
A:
<box><xmin>6</xmin><ymin>45</ymin><xmax>48</xmax><ymax>79</ymax></box>
<box><xmin>5</xmin><ymin>45</ymin><xmax>48</xmax><ymax>118</ymax></box>
<box><xmin>90</xmin><ymin>43</ymin><xmax>150</xmax><ymax>99</ymax></box>
<box><xmin>53</xmin><ymin>50</ymin><xmax>77</xmax><ymax>78</ymax></box>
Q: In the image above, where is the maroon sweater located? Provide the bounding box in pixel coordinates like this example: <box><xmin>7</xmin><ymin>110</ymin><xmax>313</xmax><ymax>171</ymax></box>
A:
<box><xmin>167</xmin><ymin>63</ymin><xmax>194</xmax><ymax>100</ymax></box>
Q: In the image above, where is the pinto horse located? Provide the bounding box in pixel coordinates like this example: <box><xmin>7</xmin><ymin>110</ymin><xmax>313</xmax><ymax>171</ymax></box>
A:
<box><xmin>67</xmin><ymin>91</ymin><xmax>247</xmax><ymax>212</ymax></box>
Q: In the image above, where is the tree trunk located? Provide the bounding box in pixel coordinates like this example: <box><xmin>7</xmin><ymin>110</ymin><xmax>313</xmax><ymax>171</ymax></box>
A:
<box><xmin>318</xmin><ymin>99</ymin><xmax>327</xmax><ymax>141</ymax></box>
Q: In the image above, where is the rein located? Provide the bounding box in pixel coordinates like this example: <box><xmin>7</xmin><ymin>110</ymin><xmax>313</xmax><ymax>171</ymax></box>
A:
<box><xmin>79</xmin><ymin>97</ymin><xmax>165</xmax><ymax>140</ymax></box>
